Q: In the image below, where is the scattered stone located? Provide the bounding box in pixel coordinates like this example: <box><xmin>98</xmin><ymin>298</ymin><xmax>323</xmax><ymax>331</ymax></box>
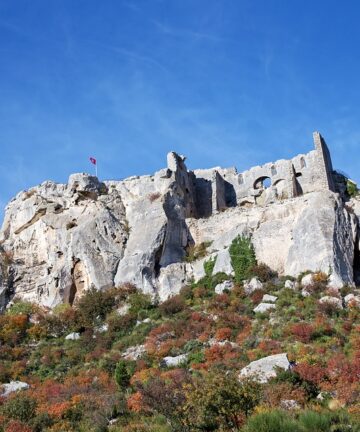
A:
<box><xmin>244</xmin><ymin>277</ymin><xmax>263</xmax><ymax>294</ymax></box>
<box><xmin>1</xmin><ymin>381</ymin><xmax>29</xmax><ymax>397</ymax></box>
<box><xmin>161</xmin><ymin>354</ymin><xmax>188</xmax><ymax>367</ymax></box>
<box><xmin>239</xmin><ymin>353</ymin><xmax>290</xmax><ymax>383</ymax></box>
<box><xmin>280</xmin><ymin>399</ymin><xmax>300</xmax><ymax>410</ymax></box>
<box><xmin>319</xmin><ymin>296</ymin><xmax>343</xmax><ymax>309</ymax></box>
<box><xmin>65</xmin><ymin>332</ymin><xmax>80</xmax><ymax>341</ymax></box>
<box><xmin>301</xmin><ymin>289</ymin><xmax>311</xmax><ymax>297</ymax></box>
<box><xmin>214</xmin><ymin>280</ymin><xmax>234</xmax><ymax>294</ymax></box>
<box><xmin>136</xmin><ymin>318</ymin><xmax>152</xmax><ymax>326</ymax></box>
<box><xmin>122</xmin><ymin>344</ymin><xmax>146</xmax><ymax>361</ymax></box>
<box><xmin>116</xmin><ymin>304</ymin><xmax>130</xmax><ymax>316</ymax></box>
<box><xmin>253</xmin><ymin>303</ymin><xmax>276</xmax><ymax>313</ymax></box>
<box><xmin>344</xmin><ymin>293</ymin><xmax>360</xmax><ymax>307</ymax></box>
<box><xmin>262</xmin><ymin>294</ymin><xmax>277</xmax><ymax>303</ymax></box>
<box><xmin>285</xmin><ymin>280</ymin><xmax>296</xmax><ymax>290</ymax></box>
<box><xmin>301</xmin><ymin>274</ymin><xmax>313</xmax><ymax>287</ymax></box>
<box><xmin>96</xmin><ymin>324</ymin><xmax>108</xmax><ymax>333</ymax></box>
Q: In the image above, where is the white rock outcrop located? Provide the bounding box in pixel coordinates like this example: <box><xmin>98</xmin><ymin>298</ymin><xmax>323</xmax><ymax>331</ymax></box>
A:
<box><xmin>161</xmin><ymin>354</ymin><xmax>188</xmax><ymax>367</ymax></box>
<box><xmin>262</xmin><ymin>294</ymin><xmax>277</xmax><ymax>303</ymax></box>
<box><xmin>253</xmin><ymin>303</ymin><xmax>276</xmax><ymax>314</ymax></box>
<box><xmin>244</xmin><ymin>278</ymin><xmax>263</xmax><ymax>294</ymax></box>
<box><xmin>239</xmin><ymin>353</ymin><xmax>290</xmax><ymax>383</ymax></box>
<box><xmin>1</xmin><ymin>381</ymin><xmax>29</xmax><ymax>397</ymax></box>
<box><xmin>319</xmin><ymin>296</ymin><xmax>343</xmax><ymax>309</ymax></box>
<box><xmin>285</xmin><ymin>280</ymin><xmax>296</xmax><ymax>290</ymax></box>
<box><xmin>214</xmin><ymin>280</ymin><xmax>234</xmax><ymax>294</ymax></box>
<box><xmin>65</xmin><ymin>332</ymin><xmax>80</xmax><ymax>340</ymax></box>
<box><xmin>122</xmin><ymin>344</ymin><xmax>146</xmax><ymax>361</ymax></box>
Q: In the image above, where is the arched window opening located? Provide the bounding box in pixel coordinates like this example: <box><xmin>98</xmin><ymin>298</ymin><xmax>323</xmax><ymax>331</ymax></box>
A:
<box><xmin>300</xmin><ymin>157</ymin><xmax>307</xmax><ymax>169</ymax></box>
<box><xmin>271</xmin><ymin>165</ymin><xmax>277</xmax><ymax>176</ymax></box>
<box><xmin>254</xmin><ymin>176</ymin><xmax>271</xmax><ymax>189</ymax></box>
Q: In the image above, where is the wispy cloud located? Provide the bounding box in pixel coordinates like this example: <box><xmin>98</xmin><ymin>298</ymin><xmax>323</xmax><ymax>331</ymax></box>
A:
<box><xmin>152</xmin><ymin>20</ymin><xmax>225</xmax><ymax>43</ymax></box>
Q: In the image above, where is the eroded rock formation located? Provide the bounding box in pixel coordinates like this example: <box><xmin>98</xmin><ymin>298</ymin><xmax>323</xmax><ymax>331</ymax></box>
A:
<box><xmin>0</xmin><ymin>132</ymin><xmax>359</xmax><ymax>309</ymax></box>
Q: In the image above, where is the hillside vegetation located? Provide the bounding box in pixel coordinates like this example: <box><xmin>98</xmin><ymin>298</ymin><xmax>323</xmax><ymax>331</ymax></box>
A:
<box><xmin>0</xmin><ymin>238</ymin><xmax>360</xmax><ymax>431</ymax></box>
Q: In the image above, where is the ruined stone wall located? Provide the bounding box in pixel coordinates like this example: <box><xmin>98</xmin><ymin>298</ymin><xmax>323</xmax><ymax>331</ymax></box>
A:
<box><xmin>191</xmin><ymin>131</ymin><xmax>336</xmax><ymax>214</ymax></box>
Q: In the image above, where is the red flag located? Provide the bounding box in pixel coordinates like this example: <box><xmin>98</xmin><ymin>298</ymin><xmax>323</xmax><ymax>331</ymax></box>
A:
<box><xmin>89</xmin><ymin>157</ymin><xmax>96</xmax><ymax>165</ymax></box>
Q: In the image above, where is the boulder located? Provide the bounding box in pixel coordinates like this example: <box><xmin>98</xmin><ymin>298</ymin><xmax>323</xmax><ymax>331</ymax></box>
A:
<box><xmin>65</xmin><ymin>332</ymin><xmax>80</xmax><ymax>341</ymax></box>
<box><xmin>96</xmin><ymin>324</ymin><xmax>108</xmax><ymax>333</ymax></box>
<box><xmin>122</xmin><ymin>344</ymin><xmax>146</xmax><ymax>361</ymax></box>
<box><xmin>285</xmin><ymin>280</ymin><xmax>296</xmax><ymax>290</ymax></box>
<box><xmin>253</xmin><ymin>303</ymin><xmax>276</xmax><ymax>313</ymax></box>
<box><xmin>301</xmin><ymin>274</ymin><xmax>313</xmax><ymax>287</ymax></box>
<box><xmin>212</xmin><ymin>249</ymin><xmax>234</xmax><ymax>275</ymax></box>
<box><xmin>1</xmin><ymin>381</ymin><xmax>29</xmax><ymax>397</ymax></box>
<box><xmin>239</xmin><ymin>353</ymin><xmax>290</xmax><ymax>383</ymax></box>
<box><xmin>214</xmin><ymin>280</ymin><xmax>234</xmax><ymax>294</ymax></box>
<box><xmin>161</xmin><ymin>354</ymin><xmax>188</xmax><ymax>367</ymax></box>
<box><xmin>319</xmin><ymin>296</ymin><xmax>343</xmax><ymax>309</ymax></box>
<box><xmin>262</xmin><ymin>294</ymin><xmax>277</xmax><ymax>303</ymax></box>
<box><xmin>244</xmin><ymin>277</ymin><xmax>263</xmax><ymax>294</ymax></box>
<box><xmin>344</xmin><ymin>293</ymin><xmax>360</xmax><ymax>307</ymax></box>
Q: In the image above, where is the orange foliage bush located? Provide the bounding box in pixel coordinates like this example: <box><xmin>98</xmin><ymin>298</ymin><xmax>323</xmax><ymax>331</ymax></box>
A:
<box><xmin>5</xmin><ymin>421</ymin><xmax>32</xmax><ymax>432</ymax></box>
<box><xmin>295</xmin><ymin>362</ymin><xmax>327</xmax><ymax>385</ymax></box>
<box><xmin>215</xmin><ymin>327</ymin><xmax>232</xmax><ymax>341</ymax></box>
<box><xmin>289</xmin><ymin>322</ymin><xmax>314</xmax><ymax>343</ymax></box>
<box><xmin>127</xmin><ymin>391</ymin><xmax>145</xmax><ymax>413</ymax></box>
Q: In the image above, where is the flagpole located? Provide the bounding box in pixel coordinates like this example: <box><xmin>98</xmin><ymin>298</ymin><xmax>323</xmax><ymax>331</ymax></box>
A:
<box><xmin>95</xmin><ymin>163</ymin><xmax>98</xmax><ymax>178</ymax></box>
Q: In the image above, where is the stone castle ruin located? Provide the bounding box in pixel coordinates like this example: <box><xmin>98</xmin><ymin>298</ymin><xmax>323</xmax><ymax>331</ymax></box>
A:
<box><xmin>0</xmin><ymin>132</ymin><xmax>359</xmax><ymax>309</ymax></box>
<box><xmin>185</xmin><ymin>131</ymin><xmax>336</xmax><ymax>218</ymax></box>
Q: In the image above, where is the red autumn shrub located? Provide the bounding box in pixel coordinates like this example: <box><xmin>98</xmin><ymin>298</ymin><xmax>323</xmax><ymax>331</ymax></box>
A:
<box><xmin>5</xmin><ymin>421</ymin><xmax>32</xmax><ymax>432</ymax></box>
<box><xmin>290</xmin><ymin>323</ymin><xmax>314</xmax><ymax>343</ymax></box>
<box><xmin>215</xmin><ymin>327</ymin><xmax>232</xmax><ymax>341</ymax></box>
<box><xmin>295</xmin><ymin>362</ymin><xmax>327</xmax><ymax>385</ymax></box>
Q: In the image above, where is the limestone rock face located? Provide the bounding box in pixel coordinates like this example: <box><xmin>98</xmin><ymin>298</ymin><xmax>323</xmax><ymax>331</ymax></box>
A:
<box><xmin>0</xmin><ymin>175</ymin><xmax>128</xmax><ymax>308</ymax></box>
<box><xmin>0</xmin><ymin>146</ymin><xmax>359</xmax><ymax>310</ymax></box>
<box><xmin>189</xmin><ymin>191</ymin><xmax>356</xmax><ymax>290</ymax></box>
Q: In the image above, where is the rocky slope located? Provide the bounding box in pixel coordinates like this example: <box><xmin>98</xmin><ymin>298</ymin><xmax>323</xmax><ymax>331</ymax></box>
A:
<box><xmin>0</xmin><ymin>151</ymin><xmax>359</xmax><ymax>310</ymax></box>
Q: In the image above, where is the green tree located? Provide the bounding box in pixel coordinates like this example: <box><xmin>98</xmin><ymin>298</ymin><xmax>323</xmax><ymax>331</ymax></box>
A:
<box><xmin>229</xmin><ymin>235</ymin><xmax>257</xmax><ymax>283</ymax></box>
<box><xmin>115</xmin><ymin>360</ymin><xmax>131</xmax><ymax>390</ymax></box>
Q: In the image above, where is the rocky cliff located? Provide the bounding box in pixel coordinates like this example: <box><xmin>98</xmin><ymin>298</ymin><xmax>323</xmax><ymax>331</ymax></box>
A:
<box><xmin>0</xmin><ymin>136</ymin><xmax>359</xmax><ymax>310</ymax></box>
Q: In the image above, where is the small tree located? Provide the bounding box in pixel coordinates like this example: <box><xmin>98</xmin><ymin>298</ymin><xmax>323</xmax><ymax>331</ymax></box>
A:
<box><xmin>183</xmin><ymin>371</ymin><xmax>262</xmax><ymax>430</ymax></box>
<box><xmin>229</xmin><ymin>236</ymin><xmax>257</xmax><ymax>283</ymax></box>
<box><xmin>115</xmin><ymin>360</ymin><xmax>131</xmax><ymax>390</ymax></box>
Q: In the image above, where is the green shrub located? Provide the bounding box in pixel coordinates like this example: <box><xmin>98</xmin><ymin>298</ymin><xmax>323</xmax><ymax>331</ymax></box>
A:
<box><xmin>184</xmin><ymin>241</ymin><xmax>212</xmax><ymax>263</ymax></box>
<box><xmin>229</xmin><ymin>236</ymin><xmax>257</xmax><ymax>283</ymax></box>
<box><xmin>128</xmin><ymin>292</ymin><xmax>153</xmax><ymax>317</ymax></box>
<box><xmin>297</xmin><ymin>411</ymin><xmax>331</xmax><ymax>432</ymax></box>
<box><xmin>204</xmin><ymin>256</ymin><xmax>216</xmax><ymax>277</ymax></box>
<box><xmin>159</xmin><ymin>295</ymin><xmax>185</xmax><ymax>316</ymax></box>
<box><xmin>76</xmin><ymin>288</ymin><xmax>116</xmax><ymax>327</ymax></box>
<box><xmin>347</xmin><ymin>179</ymin><xmax>358</xmax><ymax>197</ymax></box>
<box><xmin>6</xmin><ymin>301</ymin><xmax>34</xmax><ymax>316</ymax></box>
<box><xmin>243</xmin><ymin>410</ymin><xmax>301</xmax><ymax>432</ymax></box>
<box><xmin>115</xmin><ymin>359</ymin><xmax>134</xmax><ymax>390</ymax></box>
<box><xmin>2</xmin><ymin>394</ymin><xmax>37</xmax><ymax>422</ymax></box>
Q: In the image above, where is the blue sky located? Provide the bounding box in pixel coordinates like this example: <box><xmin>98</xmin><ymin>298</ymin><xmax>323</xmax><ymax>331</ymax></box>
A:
<box><xmin>1</xmin><ymin>0</ymin><xmax>360</xmax><ymax>220</ymax></box>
